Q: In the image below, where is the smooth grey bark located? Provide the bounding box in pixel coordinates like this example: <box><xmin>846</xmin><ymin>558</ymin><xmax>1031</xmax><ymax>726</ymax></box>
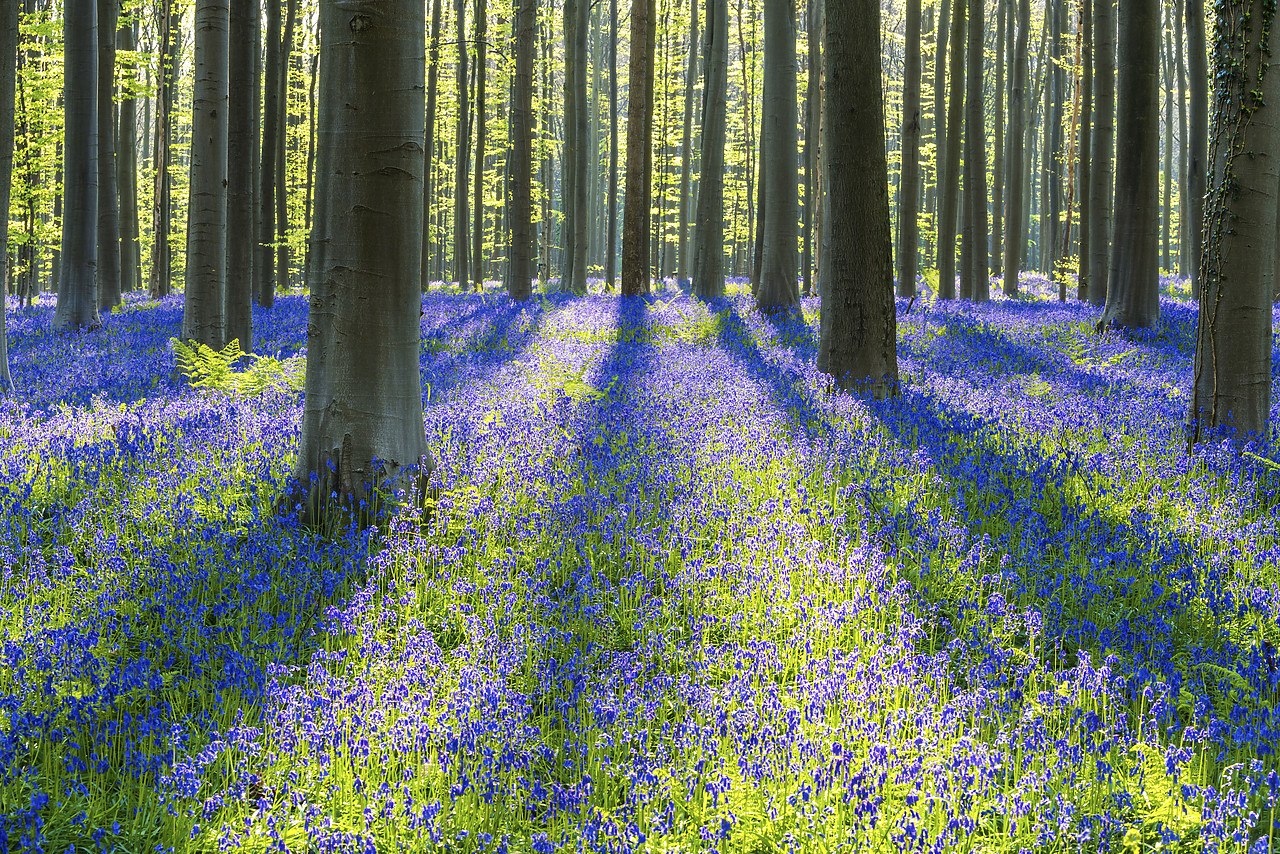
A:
<box><xmin>755</xmin><ymin>0</ymin><xmax>799</xmax><ymax>314</ymax></box>
<box><xmin>1186</xmin><ymin>0</ymin><xmax>1207</xmax><ymax>294</ymax></box>
<box><xmin>96</xmin><ymin>0</ymin><xmax>120</xmax><ymax>311</ymax></box>
<box><xmin>1087</xmin><ymin>0</ymin><xmax>1114</xmax><ymax>306</ymax></box>
<box><xmin>897</xmin><ymin>0</ymin><xmax>920</xmax><ymax>298</ymax></box>
<box><xmin>258</xmin><ymin>0</ymin><xmax>281</xmax><ymax>306</ymax></box>
<box><xmin>421</xmin><ymin>0</ymin><xmax>443</xmax><ymax>291</ymax></box>
<box><xmin>802</xmin><ymin>0</ymin><xmax>820</xmax><ymax>295</ymax></box>
<box><xmin>1078</xmin><ymin>0</ymin><xmax>1091</xmax><ymax>300</ymax></box>
<box><xmin>937</xmin><ymin>0</ymin><xmax>964</xmax><ymax>300</ymax></box>
<box><xmin>1100</xmin><ymin>0</ymin><xmax>1160</xmax><ymax>329</ymax></box>
<box><xmin>991</xmin><ymin>0</ymin><xmax>1004</xmax><ymax>275</ymax></box>
<box><xmin>149</xmin><ymin>0</ymin><xmax>177</xmax><ymax>299</ymax></box>
<box><xmin>226</xmin><ymin>0</ymin><xmax>257</xmax><ymax>351</ymax></box>
<box><xmin>454</xmin><ymin>0</ymin><xmax>470</xmax><ymax>289</ymax></box>
<box><xmin>819</xmin><ymin>0</ymin><xmax>897</xmax><ymax>398</ymax></box>
<box><xmin>621</xmin><ymin>0</ymin><xmax>654</xmax><ymax>296</ymax></box>
<box><xmin>933</xmin><ymin>0</ymin><xmax>950</xmax><ymax>270</ymax></box>
<box><xmin>1003</xmin><ymin>0</ymin><xmax>1027</xmax><ymax>297</ymax></box>
<box><xmin>691</xmin><ymin>0</ymin><xmax>728</xmax><ymax>300</ymax></box>
<box><xmin>295</xmin><ymin>0</ymin><xmax>432</xmax><ymax>522</ymax></box>
<box><xmin>507</xmin><ymin>0</ymin><xmax>535</xmax><ymax>299</ymax></box>
<box><xmin>0</xmin><ymin>0</ymin><xmax>17</xmax><ymax>391</ymax></box>
<box><xmin>117</xmin><ymin>15</ymin><xmax>141</xmax><ymax>295</ymax></box>
<box><xmin>606</xmin><ymin>0</ymin><xmax>619</xmax><ymax>288</ymax></box>
<box><xmin>276</xmin><ymin>0</ymin><xmax>299</xmax><ymax>289</ymax></box>
<box><xmin>961</xmin><ymin>0</ymin><xmax>987</xmax><ymax>300</ymax></box>
<box><xmin>472</xmin><ymin>0</ymin><xmax>487</xmax><ymax>288</ymax></box>
<box><xmin>677</xmin><ymin>0</ymin><xmax>698</xmax><ymax>283</ymax></box>
<box><xmin>560</xmin><ymin>0</ymin><xmax>588</xmax><ymax>293</ymax></box>
<box><xmin>183</xmin><ymin>0</ymin><xmax>229</xmax><ymax>348</ymax></box>
<box><xmin>1043</xmin><ymin>0</ymin><xmax>1065</xmax><ymax>272</ymax></box>
<box><xmin>55</xmin><ymin>0</ymin><xmax>99</xmax><ymax>332</ymax></box>
<box><xmin>1162</xmin><ymin>27</ymin><xmax>1173</xmax><ymax>271</ymax></box>
<box><xmin>1190</xmin><ymin>0</ymin><xmax>1276</xmax><ymax>441</ymax></box>
<box><xmin>1175</xmin><ymin>0</ymin><xmax>1188</xmax><ymax>272</ymax></box>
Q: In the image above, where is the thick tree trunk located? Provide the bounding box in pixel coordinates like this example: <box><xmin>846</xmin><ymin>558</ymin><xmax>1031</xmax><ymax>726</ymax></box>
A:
<box><xmin>1100</xmin><ymin>0</ymin><xmax>1160</xmax><ymax>329</ymax></box>
<box><xmin>421</xmin><ymin>0</ymin><xmax>443</xmax><ymax>291</ymax></box>
<box><xmin>755</xmin><ymin>0</ymin><xmax>800</xmax><ymax>313</ymax></box>
<box><xmin>1087</xmin><ymin>0</ymin><xmax>1113</xmax><ymax>306</ymax></box>
<box><xmin>961</xmin><ymin>0</ymin><xmax>987</xmax><ymax>300</ymax></box>
<box><xmin>1003</xmin><ymin>0</ymin><xmax>1027</xmax><ymax>297</ymax></box>
<box><xmin>472</xmin><ymin>0</ymin><xmax>487</xmax><ymax>288</ymax></box>
<box><xmin>508</xmin><ymin>0</ymin><xmax>535</xmax><ymax>299</ymax></box>
<box><xmin>692</xmin><ymin>0</ymin><xmax>728</xmax><ymax>300</ymax></box>
<box><xmin>295</xmin><ymin>0</ymin><xmax>432</xmax><ymax>523</ymax></box>
<box><xmin>1186</xmin><ymin>0</ymin><xmax>1207</xmax><ymax>294</ymax></box>
<box><xmin>819</xmin><ymin>0</ymin><xmax>897</xmax><ymax>397</ymax></box>
<box><xmin>621</xmin><ymin>0</ymin><xmax>653</xmax><ymax>295</ymax></box>
<box><xmin>55</xmin><ymin>0</ymin><xmax>99</xmax><ymax>332</ymax></box>
<box><xmin>937</xmin><ymin>0</ymin><xmax>964</xmax><ymax>300</ymax></box>
<box><xmin>677</xmin><ymin>0</ymin><xmax>697</xmax><ymax>283</ymax></box>
<box><xmin>1190</xmin><ymin>0</ymin><xmax>1277</xmax><ymax>441</ymax></box>
<box><xmin>182</xmin><ymin>0</ymin><xmax>229</xmax><ymax>348</ymax></box>
<box><xmin>0</xmin><ymin>0</ymin><xmax>17</xmax><ymax>390</ymax></box>
<box><xmin>117</xmin><ymin>16</ymin><xmax>141</xmax><ymax>295</ymax></box>
<box><xmin>897</xmin><ymin>0</ymin><xmax>920</xmax><ymax>298</ymax></box>
<box><xmin>226</xmin><ymin>0</ymin><xmax>257</xmax><ymax>351</ymax></box>
<box><xmin>96</xmin><ymin>0</ymin><xmax>120</xmax><ymax>312</ymax></box>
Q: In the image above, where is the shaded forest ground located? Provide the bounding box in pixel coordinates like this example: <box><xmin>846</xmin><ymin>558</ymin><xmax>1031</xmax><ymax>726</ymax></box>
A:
<box><xmin>0</xmin><ymin>277</ymin><xmax>1278</xmax><ymax>853</ymax></box>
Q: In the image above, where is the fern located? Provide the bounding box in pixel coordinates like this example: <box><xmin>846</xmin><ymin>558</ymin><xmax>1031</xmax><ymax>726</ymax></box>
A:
<box><xmin>170</xmin><ymin>338</ymin><xmax>305</xmax><ymax>398</ymax></box>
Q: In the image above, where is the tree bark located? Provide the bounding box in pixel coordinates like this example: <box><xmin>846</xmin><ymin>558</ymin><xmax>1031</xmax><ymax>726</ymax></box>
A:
<box><xmin>258</xmin><ymin>0</ymin><xmax>282</xmax><ymax>306</ymax></box>
<box><xmin>55</xmin><ymin>0</ymin><xmax>99</xmax><ymax>332</ymax></box>
<box><xmin>937</xmin><ymin>0</ymin><xmax>964</xmax><ymax>300</ymax></box>
<box><xmin>182</xmin><ymin>0</ymin><xmax>230</xmax><ymax>348</ymax></box>
<box><xmin>1186</xmin><ymin>0</ymin><xmax>1207</xmax><ymax>294</ymax></box>
<box><xmin>1087</xmin><ymin>0</ymin><xmax>1113</xmax><ymax>306</ymax></box>
<box><xmin>677</xmin><ymin>0</ymin><xmax>698</xmax><ymax>283</ymax></box>
<box><xmin>1190</xmin><ymin>0</ymin><xmax>1277</xmax><ymax>441</ymax></box>
<box><xmin>755</xmin><ymin>0</ymin><xmax>800</xmax><ymax>314</ymax></box>
<box><xmin>1003</xmin><ymin>0</ymin><xmax>1027</xmax><ymax>297</ymax></box>
<box><xmin>961</xmin><ymin>0</ymin><xmax>987</xmax><ymax>300</ymax></box>
<box><xmin>819</xmin><ymin>0</ymin><xmax>897</xmax><ymax>398</ymax></box>
<box><xmin>933</xmin><ymin>0</ymin><xmax>950</xmax><ymax>271</ymax></box>
<box><xmin>1175</xmin><ymin>0</ymin><xmax>1189</xmax><ymax>273</ymax></box>
<box><xmin>621</xmin><ymin>0</ymin><xmax>653</xmax><ymax>295</ymax></box>
<box><xmin>802</xmin><ymin>0</ymin><xmax>820</xmax><ymax>296</ymax></box>
<box><xmin>991</xmin><ymin>0</ymin><xmax>1004</xmax><ymax>275</ymax></box>
<box><xmin>508</xmin><ymin>0</ymin><xmax>535</xmax><ymax>299</ymax></box>
<box><xmin>472</xmin><ymin>0</ymin><xmax>487</xmax><ymax>288</ymax></box>
<box><xmin>96</xmin><ymin>0</ymin><xmax>120</xmax><ymax>312</ymax></box>
<box><xmin>295</xmin><ymin>0</ymin><xmax>432</xmax><ymax>523</ymax></box>
<box><xmin>897</xmin><ymin>0</ymin><xmax>920</xmax><ymax>298</ymax></box>
<box><xmin>1078</xmin><ymin>0</ymin><xmax>1092</xmax><ymax>300</ymax></box>
<box><xmin>226</xmin><ymin>0</ymin><xmax>257</xmax><ymax>351</ymax></box>
<box><xmin>421</xmin><ymin>0</ymin><xmax>443</xmax><ymax>291</ymax></box>
<box><xmin>1100</xmin><ymin>0</ymin><xmax>1160</xmax><ymax>329</ymax></box>
<box><xmin>276</xmin><ymin>0</ymin><xmax>299</xmax><ymax>289</ymax></box>
<box><xmin>454</xmin><ymin>0</ymin><xmax>470</xmax><ymax>288</ymax></box>
<box><xmin>117</xmin><ymin>15</ymin><xmax>141</xmax><ymax>296</ymax></box>
<box><xmin>0</xmin><ymin>0</ymin><xmax>17</xmax><ymax>390</ymax></box>
<box><xmin>692</xmin><ymin>0</ymin><xmax>728</xmax><ymax>300</ymax></box>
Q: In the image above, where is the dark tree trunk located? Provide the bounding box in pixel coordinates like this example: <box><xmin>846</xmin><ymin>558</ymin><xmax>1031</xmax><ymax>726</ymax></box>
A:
<box><xmin>507</xmin><ymin>0</ymin><xmax>536</xmax><ymax>299</ymax></box>
<box><xmin>802</xmin><ymin>0</ymin><xmax>820</xmax><ymax>296</ymax></box>
<box><xmin>1175</xmin><ymin>0</ymin><xmax>1188</xmax><ymax>273</ymax></box>
<box><xmin>276</xmin><ymin>0</ymin><xmax>299</xmax><ymax>289</ymax></box>
<box><xmin>961</xmin><ymin>0</ymin><xmax>987</xmax><ymax>300</ymax></box>
<box><xmin>422</xmin><ymin>0</ymin><xmax>443</xmax><ymax>291</ymax></box>
<box><xmin>692</xmin><ymin>0</ymin><xmax>728</xmax><ymax>300</ymax></box>
<box><xmin>1003</xmin><ymin>0</ymin><xmax>1027</xmax><ymax>297</ymax></box>
<box><xmin>991</xmin><ymin>0</ymin><xmax>1004</xmax><ymax>275</ymax></box>
<box><xmin>621</xmin><ymin>0</ymin><xmax>653</xmax><ymax>295</ymax></box>
<box><xmin>96</xmin><ymin>0</ymin><xmax>120</xmax><ymax>311</ymax></box>
<box><xmin>0</xmin><ymin>0</ymin><xmax>17</xmax><ymax>390</ymax></box>
<box><xmin>117</xmin><ymin>15</ymin><xmax>141</xmax><ymax>295</ymax></box>
<box><xmin>937</xmin><ymin>0</ymin><xmax>964</xmax><ymax>300</ymax></box>
<box><xmin>1087</xmin><ymin>0</ymin><xmax>1113</xmax><ymax>305</ymax></box>
<box><xmin>755</xmin><ymin>0</ymin><xmax>800</xmax><ymax>313</ymax></box>
<box><xmin>606</xmin><ymin>0</ymin><xmax>619</xmax><ymax>288</ymax></box>
<box><xmin>677</xmin><ymin>0</ymin><xmax>698</xmax><ymax>284</ymax></box>
<box><xmin>56</xmin><ymin>0</ymin><xmax>99</xmax><ymax>331</ymax></box>
<box><xmin>258</xmin><ymin>0</ymin><xmax>281</xmax><ymax>306</ymax></box>
<box><xmin>1078</xmin><ymin>0</ymin><xmax>1091</xmax><ymax>300</ymax></box>
<box><xmin>295</xmin><ymin>0</ymin><xmax>432</xmax><ymax>523</ymax></box>
<box><xmin>1186</xmin><ymin>0</ymin><xmax>1206</xmax><ymax>294</ymax></box>
<box><xmin>933</xmin><ymin>0</ymin><xmax>950</xmax><ymax>271</ymax></box>
<box><xmin>226</xmin><ymin>0</ymin><xmax>257</xmax><ymax>351</ymax></box>
<box><xmin>454</xmin><ymin>0</ymin><xmax>469</xmax><ymax>288</ymax></box>
<box><xmin>897</xmin><ymin>0</ymin><xmax>920</xmax><ymax>298</ymax></box>
<box><xmin>472</xmin><ymin>0</ymin><xmax>487</xmax><ymax>288</ymax></box>
<box><xmin>819</xmin><ymin>0</ymin><xmax>897</xmax><ymax>398</ymax></box>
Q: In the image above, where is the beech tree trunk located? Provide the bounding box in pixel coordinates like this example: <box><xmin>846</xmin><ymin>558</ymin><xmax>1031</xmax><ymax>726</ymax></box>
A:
<box><xmin>96</xmin><ymin>0</ymin><xmax>120</xmax><ymax>311</ymax></box>
<box><xmin>1078</xmin><ymin>0</ymin><xmax>1091</xmax><ymax>300</ymax></box>
<box><xmin>606</xmin><ymin>0</ymin><xmax>619</xmax><ymax>287</ymax></box>
<box><xmin>295</xmin><ymin>0</ymin><xmax>432</xmax><ymax>523</ymax></box>
<box><xmin>937</xmin><ymin>0</ymin><xmax>964</xmax><ymax>300</ymax></box>
<box><xmin>117</xmin><ymin>16</ymin><xmax>141</xmax><ymax>295</ymax></box>
<box><xmin>897</xmin><ymin>0</ymin><xmax>920</xmax><ymax>298</ymax></box>
<box><xmin>621</xmin><ymin>0</ymin><xmax>653</xmax><ymax>296</ymax></box>
<box><xmin>1100</xmin><ymin>0</ymin><xmax>1160</xmax><ymax>329</ymax></box>
<box><xmin>819</xmin><ymin>0</ymin><xmax>897</xmax><ymax>398</ymax></box>
<box><xmin>1190</xmin><ymin>0</ymin><xmax>1277</xmax><ymax>441</ymax></box>
<box><xmin>0</xmin><ymin>0</ymin><xmax>17</xmax><ymax>390</ymax></box>
<box><xmin>1087</xmin><ymin>0</ymin><xmax>1113</xmax><ymax>306</ymax></box>
<box><xmin>182</xmin><ymin>0</ymin><xmax>230</xmax><ymax>348</ymax></box>
<box><xmin>692</xmin><ymin>0</ymin><xmax>728</xmax><ymax>300</ymax></box>
<box><xmin>755</xmin><ymin>0</ymin><xmax>800</xmax><ymax>314</ymax></box>
<box><xmin>1002</xmin><ymin>0</ymin><xmax>1027</xmax><ymax>297</ymax></box>
<box><xmin>961</xmin><ymin>0</ymin><xmax>987</xmax><ymax>300</ymax></box>
<box><xmin>1186</xmin><ymin>0</ymin><xmax>1207</xmax><ymax>294</ymax></box>
<box><xmin>472</xmin><ymin>0</ymin><xmax>487</xmax><ymax>288</ymax></box>
<box><xmin>226</xmin><ymin>0</ymin><xmax>257</xmax><ymax>351</ymax></box>
<box><xmin>258</xmin><ymin>0</ymin><xmax>282</xmax><ymax>306</ymax></box>
<box><xmin>55</xmin><ymin>0</ymin><xmax>99</xmax><ymax>332</ymax></box>
<box><xmin>507</xmin><ymin>0</ymin><xmax>535</xmax><ymax>299</ymax></box>
<box><xmin>421</xmin><ymin>0</ymin><xmax>443</xmax><ymax>291</ymax></box>
<box><xmin>454</xmin><ymin>0</ymin><xmax>469</xmax><ymax>288</ymax></box>
<box><xmin>677</xmin><ymin>0</ymin><xmax>698</xmax><ymax>283</ymax></box>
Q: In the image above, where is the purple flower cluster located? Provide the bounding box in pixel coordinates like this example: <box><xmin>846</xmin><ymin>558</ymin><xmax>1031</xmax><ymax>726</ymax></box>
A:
<box><xmin>1</xmin><ymin>282</ymin><xmax>1277</xmax><ymax>852</ymax></box>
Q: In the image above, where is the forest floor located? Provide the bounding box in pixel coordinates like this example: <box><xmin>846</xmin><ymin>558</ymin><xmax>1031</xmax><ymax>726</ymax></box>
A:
<box><xmin>0</xmin><ymin>276</ymin><xmax>1278</xmax><ymax>853</ymax></box>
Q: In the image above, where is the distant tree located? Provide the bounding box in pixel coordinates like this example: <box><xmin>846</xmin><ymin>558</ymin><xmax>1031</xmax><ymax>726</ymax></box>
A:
<box><xmin>606</xmin><ymin>0</ymin><xmax>619</xmax><ymax>288</ymax></box>
<box><xmin>691</xmin><ymin>0</ymin><xmax>728</xmax><ymax>300</ymax></box>
<box><xmin>562</xmin><ymin>0</ymin><xmax>589</xmax><ymax>294</ymax></box>
<box><xmin>755</xmin><ymin>0</ymin><xmax>799</xmax><ymax>314</ymax></box>
<box><xmin>676</xmin><ymin>0</ymin><xmax>698</xmax><ymax>285</ymax></box>
<box><xmin>622</xmin><ymin>0</ymin><xmax>654</xmax><ymax>296</ymax></box>
<box><xmin>1099</xmin><ymin>0</ymin><xmax>1159</xmax><ymax>329</ymax></box>
<box><xmin>421</xmin><ymin>0</ymin><xmax>443</xmax><ymax>292</ymax></box>
<box><xmin>897</xmin><ymin>0</ymin><xmax>920</xmax><ymax>299</ymax></box>
<box><xmin>1002</xmin><ymin>0</ymin><xmax>1028</xmax><ymax>298</ymax></box>
<box><xmin>96</xmin><ymin>0</ymin><xmax>120</xmax><ymax>312</ymax></box>
<box><xmin>507</xmin><ymin>0</ymin><xmax>536</xmax><ymax>300</ymax></box>
<box><xmin>259</xmin><ymin>0</ymin><xmax>282</xmax><ymax>306</ymax></box>
<box><xmin>117</xmin><ymin>14</ymin><xmax>141</xmax><ymax>296</ymax></box>
<box><xmin>818</xmin><ymin>0</ymin><xmax>897</xmax><ymax>397</ymax></box>
<box><xmin>182</xmin><ymin>0</ymin><xmax>230</xmax><ymax>348</ymax></box>
<box><xmin>936</xmin><ymin>0</ymin><xmax>964</xmax><ymax>300</ymax></box>
<box><xmin>1189</xmin><ymin>0</ymin><xmax>1277</xmax><ymax>442</ymax></box>
<box><xmin>453</xmin><ymin>0</ymin><xmax>469</xmax><ymax>289</ymax></box>
<box><xmin>472</xmin><ymin>0</ymin><xmax>487</xmax><ymax>289</ymax></box>
<box><xmin>226</xmin><ymin>0</ymin><xmax>258</xmax><ymax>351</ymax></box>
<box><xmin>0</xmin><ymin>0</ymin><xmax>17</xmax><ymax>390</ymax></box>
<box><xmin>295</xmin><ymin>0</ymin><xmax>433</xmax><ymax>522</ymax></box>
<box><xmin>55</xmin><ymin>0</ymin><xmax>99</xmax><ymax>332</ymax></box>
<box><xmin>150</xmin><ymin>0</ymin><xmax>178</xmax><ymax>300</ymax></box>
<box><xmin>1186</xmin><ymin>0</ymin><xmax>1207</xmax><ymax>295</ymax></box>
<box><xmin>960</xmin><ymin>0</ymin><xmax>987</xmax><ymax>301</ymax></box>
<box><xmin>1086</xmin><ymin>0</ymin><xmax>1113</xmax><ymax>306</ymax></box>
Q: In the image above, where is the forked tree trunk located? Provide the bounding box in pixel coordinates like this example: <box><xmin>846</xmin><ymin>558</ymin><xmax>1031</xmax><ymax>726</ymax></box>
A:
<box><xmin>55</xmin><ymin>0</ymin><xmax>99</xmax><ymax>332</ymax></box>
<box><xmin>96</xmin><ymin>0</ymin><xmax>120</xmax><ymax>311</ymax></box>
<box><xmin>1190</xmin><ymin>0</ymin><xmax>1277</xmax><ymax>441</ymax></box>
<box><xmin>295</xmin><ymin>0</ymin><xmax>432</xmax><ymax>524</ymax></box>
<box><xmin>819</xmin><ymin>0</ymin><xmax>897</xmax><ymax>398</ymax></box>
<box><xmin>692</xmin><ymin>0</ymin><xmax>728</xmax><ymax>300</ymax></box>
<box><xmin>507</xmin><ymin>0</ymin><xmax>536</xmax><ymax>299</ymax></box>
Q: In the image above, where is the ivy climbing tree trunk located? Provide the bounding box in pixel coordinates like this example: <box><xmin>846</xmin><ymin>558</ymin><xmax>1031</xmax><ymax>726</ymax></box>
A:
<box><xmin>692</xmin><ymin>0</ymin><xmax>728</xmax><ymax>300</ymax></box>
<box><xmin>897</xmin><ymin>0</ymin><xmax>920</xmax><ymax>299</ymax></box>
<box><xmin>294</xmin><ymin>0</ymin><xmax>432</xmax><ymax>524</ymax></box>
<box><xmin>507</xmin><ymin>0</ymin><xmax>535</xmax><ymax>299</ymax></box>
<box><xmin>1100</xmin><ymin>0</ymin><xmax>1160</xmax><ymax>330</ymax></box>
<box><xmin>55</xmin><ymin>0</ymin><xmax>99</xmax><ymax>332</ymax></box>
<box><xmin>755</xmin><ymin>0</ymin><xmax>800</xmax><ymax>314</ymax></box>
<box><xmin>818</xmin><ymin>0</ymin><xmax>897</xmax><ymax>397</ymax></box>
<box><xmin>1191</xmin><ymin>0</ymin><xmax>1277</xmax><ymax>441</ymax></box>
<box><xmin>96</xmin><ymin>0</ymin><xmax>120</xmax><ymax>312</ymax></box>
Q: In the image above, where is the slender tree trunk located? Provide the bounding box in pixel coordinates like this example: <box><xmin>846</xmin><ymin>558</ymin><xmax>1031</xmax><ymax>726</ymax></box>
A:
<box><xmin>508</xmin><ymin>0</ymin><xmax>535</xmax><ymax>299</ymax></box>
<box><xmin>182</xmin><ymin>0</ymin><xmax>229</xmax><ymax>348</ymax></box>
<box><xmin>276</xmin><ymin>0</ymin><xmax>299</xmax><ymax>289</ymax></box>
<box><xmin>1003</xmin><ymin>0</ymin><xmax>1028</xmax><ymax>297</ymax></box>
<box><xmin>422</xmin><ymin>0</ymin><xmax>443</xmax><ymax>290</ymax></box>
<box><xmin>937</xmin><ymin>0</ymin><xmax>964</xmax><ymax>300</ymax></box>
<box><xmin>1190</xmin><ymin>0</ymin><xmax>1276</xmax><ymax>441</ymax></box>
<box><xmin>96</xmin><ymin>0</ymin><xmax>120</xmax><ymax>311</ymax></box>
<box><xmin>756</xmin><ymin>0</ymin><xmax>800</xmax><ymax>313</ymax></box>
<box><xmin>621</xmin><ymin>0</ymin><xmax>653</xmax><ymax>295</ymax></box>
<box><xmin>117</xmin><ymin>15</ymin><xmax>141</xmax><ymax>295</ymax></box>
<box><xmin>1087</xmin><ymin>0</ymin><xmax>1113</xmax><ymax>305</ymax></box>
<box><xmin>961</xmin><ymin>0</ymin><xmax>987</xmax><ymax>300</ymax></box>
<box><xmin>472</xmin><ymin>0</ymin><xmax>487</xmax><ymax>288</ymax></box>
<box><xmin>606</xmin><ymin>0</ymin><xmax>619</xmax><ymax>288</ymax></box>
<box><xmin>454</xmin><ymin>0</ymin><xmax>470</xmax><ymax>288</ymax></box>
<box><xmin>149</xmin><ymin>0</ymin><xmax>176</xmax><ymax>299</ymax></box>
<box><xmin>991</xmin><ymin>0</ymin><xmax>1004</xmax><ymax>275</ymax></box>
<box><xmin>0</xmin><ymin>0</ymin><xmax>17</xmax><ymax>390</ymax></box>
<box><xmin>56</xmin><ymin>0</ymin><xmax>99</xmax><ymax>331</ymax></box>
<box><xmin>692</xmin><ymin>0</ymin><xmax>728</xmax><ymax>299</ymax></box>
<box><xmin>802</xmin><ymin>0</ymin><xmax>820</xmax><ymax>296</ymax></box>
<box><xmin>677</xmin><ymin>0</ymin><xmax>698</xmax><ymax>283</ymax></box>
<box><xmin>226</xmin><ymin>0</ymin><xmax>257</xmax><ymax>351</ymax></box>
<box><xmin>1100</xmin><ymin>0</ymin><xmax>1160</xmax><ymax>329</ymax></box>
<box><xmin>258</xmin><ymin>0</ymin><xmax>281</xmax><ymax>306</ymax></box>
<box><xmin>933</xmin><ymin>0</ymin><xmax>950</xmax><ymax>271</ymax></box>
<box><xmin>897</xmin><ymin>0</ymin><xmax>920</xmax><ymax>298</ymax></box>
<box><xmin>819</xmin><ymin>0</ymin><xmax>897</xmax><ymax>397</ymax></box>
<box><xmin>1162</xmin><ymin>23</ymin><xmax>1173</xmax><ymax>272</ymax></box>
<box><xmin>1059</xmin><ymin>7</ymin><xmax>1081</xmax><ymax>300</ymax></box>
<box><xmin>1186</xmin><ymin>0</ymin><xmax>1206</xmax><ymax>294</ymax></box>
<box><xmin>1078</xmin><ymin>0</ymin><xmax>1091</xmax><ymax>300</ymax></box>
<box><xmin>1175</xmin><ymin>0</ymin><xmax>1188</xmax><ymax>273</ymax></box>
<box><xmin>296</xmin><ymin>0</ymin><xmax>432</xmax><ymax>522</ymax></box>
